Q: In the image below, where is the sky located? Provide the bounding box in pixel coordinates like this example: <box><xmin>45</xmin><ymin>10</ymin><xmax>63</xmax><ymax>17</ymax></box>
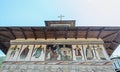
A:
<box><xmin>0</xmin><ymin>50</ymin><xmax>5</xmax><ymax>56</ymax></box>
<box><xmin>0</xmin><ymin>0</ymin><xmax>120</xmax><ymax>26</ymax></box>
<box><xmin>111</xmin><ymin>45</ymin><xmax>120</xmax><ymax>57</ymax></box>
<box><xmin>0</xmin><ymin>0</ymin><xmax>120</xmax><ymax>56</ymax></box>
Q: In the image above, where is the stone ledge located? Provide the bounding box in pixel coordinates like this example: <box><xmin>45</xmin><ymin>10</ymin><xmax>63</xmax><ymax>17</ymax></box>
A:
<box><xmin>2</xmin><ymin>60</ymin><xmax>112</xmax><ymax>66</ymax></box>
<box><xmin>1</xmin><ymin>64</ymin><xmax>115</xmax><ymax>72</ymax></box>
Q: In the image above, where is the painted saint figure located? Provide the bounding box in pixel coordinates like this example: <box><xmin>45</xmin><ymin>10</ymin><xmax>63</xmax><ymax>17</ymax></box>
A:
<box><xmin>10</xmin><ymin>45</ymin><xmax>18</xmax><ymax>58</ymax></box>
<box><xmin>46</xmin><ymin>47</ymin><xmax>52</xmax><ymax>60</ymax></box>
<box><xmin>62</xmin><ymin>51</ymin><xmax>70</xmax><ymax>61</ymax></box>
<box><xmin>50</xmin><ymin>50</ymin><xmax>58</xmax><ymax>61</ymax></box>
<box><xmin>74</xmin><ymin>45</ymin><xmax>82</xmax><ymax>61</ymax></box>
<box><xmin>20</xmin><ymin>45</ymin><xmax>29</xmax><ymax>59</ymax></box>
<box><xmin>33</xmin><ymin>45</ymin><xmax>44</xmax><ymax>58</ymax></box>
<box><xmin>96</xmin><ymin>45</ymin><xmax>106</xmax><ymax>60</ymax></box>
<box><xmin>60</xmin><ymin>47</ymin><xmax>72</xmax><ymax>61</ymax></box>
<box><xmin>53</xmin><ymin>45</ymin><xmax>62</xmax><ymax>60</ymax></box>
<box><xmin>86</xmin><ymin>45</ymin><xmax>94</xmax><ymax>60</ymax></box>
<box><xmin>46</xmin><ymin>45</ymin><xmax>72</xmax><ymax>61</ymax></box>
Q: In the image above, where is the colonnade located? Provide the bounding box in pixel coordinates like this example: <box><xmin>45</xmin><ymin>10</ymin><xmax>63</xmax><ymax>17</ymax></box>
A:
<box><xmin>5</xmin><ymin>44</ymin><xmax>110</xmax><ymax>61</ymax></box>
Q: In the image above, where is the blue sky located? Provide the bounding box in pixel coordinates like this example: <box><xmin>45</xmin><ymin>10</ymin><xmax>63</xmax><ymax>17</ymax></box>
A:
<box><xmin>0</xmin><ymin>50</ymin><xmax>5</xmax><ymax>56</ymax></box>
<box><xmin>0</xmin><ymin>0</ymin><xmax>120</xmax><ymax>56</ymax></box>
<box><xmin>0</xmin><ymin>0</ymin><xmax>120</xmax><ymax>26</ymax></box>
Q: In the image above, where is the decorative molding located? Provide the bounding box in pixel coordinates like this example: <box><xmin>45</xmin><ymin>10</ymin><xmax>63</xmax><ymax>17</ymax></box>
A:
<box><xmin>11</xmin><ymin>38</ymin><xmax>104</xmax><ymax>45</ymax></box>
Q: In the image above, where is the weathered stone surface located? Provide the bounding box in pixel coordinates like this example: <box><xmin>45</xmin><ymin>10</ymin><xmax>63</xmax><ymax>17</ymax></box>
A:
<box><xmin>1</xmin><ymin>64</ymin><xmax>115</xmax><ymax>72</ymax></box>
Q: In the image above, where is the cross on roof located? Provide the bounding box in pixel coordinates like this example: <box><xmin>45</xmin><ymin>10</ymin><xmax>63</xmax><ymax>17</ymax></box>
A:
<box><xmin>58</xmin><ymin>14</ymin><xmax>64</xmax><ymax>21</ymax></box>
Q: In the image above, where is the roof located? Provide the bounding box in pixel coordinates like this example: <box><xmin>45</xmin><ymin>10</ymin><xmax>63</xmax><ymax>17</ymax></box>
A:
<box><xmin>45</xmin><ymin>20</ymin><xmax>75</xmax><ymax>27</ymax></box>
<box><xmin>0</xmin><ymin>26</ymin><xmax>120</xmax><ymax>55</ymax></box>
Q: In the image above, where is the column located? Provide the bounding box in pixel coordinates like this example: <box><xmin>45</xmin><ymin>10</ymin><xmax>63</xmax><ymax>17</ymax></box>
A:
<box><xmin>72</xmin><ymin>45</ymin><xmax>76</xmax><ymax>61</ymax></box>
<box><xmin>93</xmin><ymin>44</ymin><xmax>101</xmax><ymax>60</ymax></box>
<box><xmin>82</xmin><ymin>45</ymin><xmax>88</xmax><ymax>61</ymax></box>
<box><xmin>99</xmin><ymin>44</ymin><xmax>110</xmax><ymax>60</ymax></box>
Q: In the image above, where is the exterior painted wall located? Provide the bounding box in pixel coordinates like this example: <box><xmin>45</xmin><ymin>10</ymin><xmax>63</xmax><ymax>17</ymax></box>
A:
<box><xmin>2</xmin><ymin>38</ymin><xmax>115</xmax><ymax>72</ymax></box>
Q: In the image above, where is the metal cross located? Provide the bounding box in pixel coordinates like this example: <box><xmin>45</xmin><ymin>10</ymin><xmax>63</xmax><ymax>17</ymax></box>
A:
<box><xmin>58</xmin><ymin>14</ymin><xmax>64</xmax><ymax>21</ymax></box>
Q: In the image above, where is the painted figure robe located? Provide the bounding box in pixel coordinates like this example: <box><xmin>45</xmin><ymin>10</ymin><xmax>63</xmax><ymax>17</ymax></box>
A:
<box><xmin>10</xmin><ymin>46</ymin><xmax>17</xmax><ymax>58</ymax></box>
<box><xmin>97</xmin><ymin>46</ymin><xmax>106</xmax><ymax>60</ymax></box>
<box><xmin>86</xmin><ymin>45</ymin><xmax>94</xmax><ymax>60</ymax></box>
<box><xmin>10</xmin><ymin>45</ymin><xmax>20</xmax><ymax>59</ymax></box>
<box><xmin>60</xmin><ymin>48</ymin><xmax>71</xmax><ymax>61</ymax></box>
<box><xmin>74</xmin><ymin>45</ymin><xmax>82</xmax><ymax>60</ymax></box>
<box><xmin>62</xmin><ymin>51</ymin><xmax>70</xmax><ymax>61</ymax></box>
<box><xmin>33</xmin><ymin>45</ymin><xmax>44</xmax><ymax>58</ymax></box>
<box><xmin>46</xmin><ymin>47</ymin><xmax>52</xmax><ymax>60</ymax></box>
<box><xmin>50</xmin><ymin>51</ymin><xmax>58</xmax><ymax>61</ymax></box>
<box><xmin>20</xmin><ymin>46</ymin><xmax>29</xmax><ymax>59</ymax></box>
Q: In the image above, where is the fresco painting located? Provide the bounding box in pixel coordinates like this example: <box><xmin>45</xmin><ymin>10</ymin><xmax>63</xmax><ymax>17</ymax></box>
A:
<box><xmin>5</xmin><ymin>45</ymin><xmax>22</xmax><ymax>61</ymax></box>
<box><xmin>5</xmin><ymin>44</ymin><xmax>109</xmax><ymax>61</ymax></box>
<box><xmin>73</xmin><ymin>45</ymin><xmax>83</xmax><ymax>61</ymax></box>
<box><xmin>46</xmin><ymin>45</ymin><xmax>72</xmax><ymax>61</ymax></box>
<box><xmin>31</xmin><ymin>45</ymin><xmax>45</xmax><ymax>61</ymax></box>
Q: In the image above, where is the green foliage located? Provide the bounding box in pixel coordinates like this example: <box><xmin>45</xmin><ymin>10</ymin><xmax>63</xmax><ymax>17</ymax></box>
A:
<box><xmin>0</xmin><ymin>56</ymin><xmax>5</xmax><ymax>68</ymax></box>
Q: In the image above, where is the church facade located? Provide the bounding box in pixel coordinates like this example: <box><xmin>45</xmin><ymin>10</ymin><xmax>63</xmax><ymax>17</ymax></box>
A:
<box><xmin>1</xmin><ymin>20</ymin><xmax>118</xmax><ymax>72</ymax></box>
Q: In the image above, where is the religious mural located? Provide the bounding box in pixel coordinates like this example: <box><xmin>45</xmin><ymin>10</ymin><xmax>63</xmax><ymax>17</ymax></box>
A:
<box><xmin>73</xmin><ymin>45</ymin><xmax>83</xmax><ymax>61</ymax></box>
<box><xmin>3</xmin><ymin>39</ymin><xmax>113</xmax><ymax>72</ymax></box>
<box><xmin>45</xmin><ymin>44</ymin><xmax>72</xmax><ymax>61</ymax></box>
<box><xmin>33</xmin><ymin>45</ymin><xmax>44</xmax><ymax>58</ymax></box>
<box><xmin>86</xmin><ymin>45</ymin><xmax>94</xmax><ymax>60</ymax></box>
<box><xmin>5</xmin><ymin>44</ymin><xmax>108</xmax><ymax>61</ymax></box>
<box><xmin>17</xmin><ymin>45</ymin><xmax>34</xmax><ymax>61</ymax></box>
<box><xmin>9</xmin><ymin>45</ymin><xmax>18</xmax><ymax>59</ymax></box>
<box><xmin>5</xmin><ymin>45</ymin><xmax>22</xmax><ymax>61</ymax></box>
<box><xmin>20</xmin><ymin>45</ymin><xmax>29</xmax><ymax>59</ymax></box>
<box><xmin>31</xmin><ymin>45</ymin><xmax>45</xmax><ymax>61</ymax></box>
<box><xmin>84</xmin><ymin>44</ymin><xmax>108</xmax><ymax>61</ymax></box>
<box><xmin>95</xmin><ymin>45</ymin><xmax>106</xmax><ymax>60</ymax></box>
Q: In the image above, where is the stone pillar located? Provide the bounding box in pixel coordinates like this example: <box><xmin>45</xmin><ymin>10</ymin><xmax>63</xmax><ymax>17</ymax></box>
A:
<box><xmin>93</xmin><ymin>45</ymin><xmax>101</xmax><ymax>60</ymax></box>
<box><xmin>26</xmin><ymin>45</ymin><xmax>34</xmax><ymax>61</ymax></box>
<box><xmin>82</xmin><ymin>45</ymin><xmax>88</xmax><ymax>61</ymax></box>
<box><xmin>89</xmin><ymin>44</ymin><xmax>97</xmax><ymax>60</ymax></box>
<box><xmin>72</xmin><ymin>45</ymin><xmax>76</xmax><ymax>61</ymax></box>
<box><xmin>14</xmin><ymin>45</ymin><xmax>22</xmax><ymax>61</ymax></box>
<box><xmin>79</xmin><ymin>45</ymin><xmax>84</xmax><ymax>61</ymax></box>
<box><xmin>99</xmin><ymin>44</ymin><xmax>110</xmax><ymax>60</ymax></box>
